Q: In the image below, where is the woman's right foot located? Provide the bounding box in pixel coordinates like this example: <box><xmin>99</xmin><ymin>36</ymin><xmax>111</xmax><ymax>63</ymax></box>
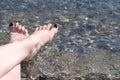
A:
<box><xmin>24</xmin><ymin>23</ymin><xmax>58</xmax><ymax>61</ymax></box>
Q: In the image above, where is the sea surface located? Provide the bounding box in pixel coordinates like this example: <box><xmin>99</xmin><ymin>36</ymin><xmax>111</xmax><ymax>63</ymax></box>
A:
<box><xmin>0</xmin><ymin>0</ymin><xmax>120</xmax><ymax>80</ymax></box>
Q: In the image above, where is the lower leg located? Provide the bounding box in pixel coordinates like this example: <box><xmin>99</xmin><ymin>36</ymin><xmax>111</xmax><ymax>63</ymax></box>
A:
<box><xmin>0</xmin><ymin>23</ymin><xmax>58</xmax><ymax>78</ymax></box>
<box><xmin>0</xmin><ymin>22</ymin><xmax>29</xmax><ymax>80</ymax></box>
<box><xmin>0</xmin><ymin>65</ymin><xmax>21</xmax><ymax>80</ymax></box>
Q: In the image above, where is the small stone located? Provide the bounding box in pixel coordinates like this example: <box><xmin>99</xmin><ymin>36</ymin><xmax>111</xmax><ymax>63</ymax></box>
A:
<box><xmin>85</xmin><ymin>17</ymin><xmax>88</xmax><ymax>21</ymax></box>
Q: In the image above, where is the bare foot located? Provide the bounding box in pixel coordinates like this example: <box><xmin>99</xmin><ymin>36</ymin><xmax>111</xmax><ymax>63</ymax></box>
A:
<box><xmin>9</xmin><ymin>22</ymin><xmax>29</xmax><ymax>42</ymax></box>
<box><xmin>24</xmin><ymin>23</ymin><xmax>58</xmax><ymax>61</ymax></box>
<box><xmin>0</xmin><ymin>23</ymin><xmax>58</xmax><ymax>79</ymax></box>
<box><xmin>0</xmin><ymin>22</ymin><xmax>29</xmax><ymax>80</ymax></box>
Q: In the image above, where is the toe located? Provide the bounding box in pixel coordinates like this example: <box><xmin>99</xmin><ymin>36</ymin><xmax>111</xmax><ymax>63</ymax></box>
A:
<box><xmin>17</xmin><ymin>25</ymin><xmax>22</xmax><ymax>33</ymax></box>
<box><xmin>35</xmin><ymin>27</ymin><xmax>39</xmax><ymax>31</ymax></box>
<box><xmin>13</xmin><ymin>22</ymin><xmax>17</xmax><ymax>28</ymax></box>
<box><xmin>9</xmin><ymin>23</ymin><xmax>13</xmax><ymax>30</ymax></box>
<box><xmin>9</xmin><ymin>22</ymin><xmax>16</xmax><ymax>31</ymax></box>
<box><xmin>43</xmin><ymin>25</ymin><xmax>47</xmax><ymax>30</ymax></box>
<box><xmin>25</xmin><ymin>29</ymin><xmax>29</xmax><ymax>36</ymax></box>
<box><xmin>50</xmin><ymin>24</ymin><xmax>59</xmax><ymax>33</ymax></box>
<box><xmin>21</xmin><ymin>26</ymin><xmax>29</xmax><ymax>36</ymax></box>
<box><xmin>39</xmin><ymin>26</ymin><xmax>43</xmax><ymax>30</ymax></box>
<box><xmin>15</xmin><ymin>22</ymin><xmax>19</xmax><ymax>27</ymax></box>
<box><xmin>21</xmin><ymin>26</ymin><xmax>25</xmax><ymax>33</ymax></box>
<box><xmin>9</xmin><ymin>22</ymin><xmax>13</xmax><ymax>27</ymax></box>
<box><xmin>35</xmin><ymin>26</ymin><xmax>42</xmax><ymax>31</ymax></box>
<box><xmin>46</xmin><ymin>23</ymin><xmax>52</xmax><ymax>30</ymax></box>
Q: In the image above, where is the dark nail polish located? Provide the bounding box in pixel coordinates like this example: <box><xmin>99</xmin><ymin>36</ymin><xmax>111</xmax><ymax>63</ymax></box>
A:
<box><xmin>54</xmin><ymin>24</ymin><xmax>58</xmax><ymax>28</ymax></box>
<box><xmin>9</xmin><ymin>22</ymin><xmax>13</xmax><ymax>26</ymax></box>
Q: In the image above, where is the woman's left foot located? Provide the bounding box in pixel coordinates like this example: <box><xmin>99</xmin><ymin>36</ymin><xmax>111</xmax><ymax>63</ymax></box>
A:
<box><xmin>0</xmin><ymin>22</ymin><xmax>29</xmax><ymax>80</ymax></box>
<box><xmin>9</xmin><ymin>22</ymin><xmax>29</xmax><ymax>42</ymax></box>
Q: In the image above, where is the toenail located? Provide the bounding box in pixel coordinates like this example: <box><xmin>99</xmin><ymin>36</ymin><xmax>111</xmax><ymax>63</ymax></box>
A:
<box><xmin>9</xmin><ymin>22</ymin><xmax>13</xmax><ymax>26</ymax></box>
<box><xmin>54</xmin><ymin>24</ymin><xmax>58</xmax><ymax>28</ymax></box>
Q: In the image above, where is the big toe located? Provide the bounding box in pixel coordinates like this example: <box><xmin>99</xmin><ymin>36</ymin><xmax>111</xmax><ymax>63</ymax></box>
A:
<box><xmin>50</xmin><ymin>24</ymin><xmax>59</xmax><ymax>34</ymax></box>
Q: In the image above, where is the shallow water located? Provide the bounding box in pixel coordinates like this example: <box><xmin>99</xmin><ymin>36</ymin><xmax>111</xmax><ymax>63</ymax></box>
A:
<box><xmin>0</xmin><ymin>0</ymin><xmax>120</xmax><ymax>80</ymax></box>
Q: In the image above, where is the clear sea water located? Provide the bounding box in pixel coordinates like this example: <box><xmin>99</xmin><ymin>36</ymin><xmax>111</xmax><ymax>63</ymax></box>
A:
<box><xmin>0</xmin><ymin>0</ymin><xmax>120</xmax><ymax>80</ymax></box>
